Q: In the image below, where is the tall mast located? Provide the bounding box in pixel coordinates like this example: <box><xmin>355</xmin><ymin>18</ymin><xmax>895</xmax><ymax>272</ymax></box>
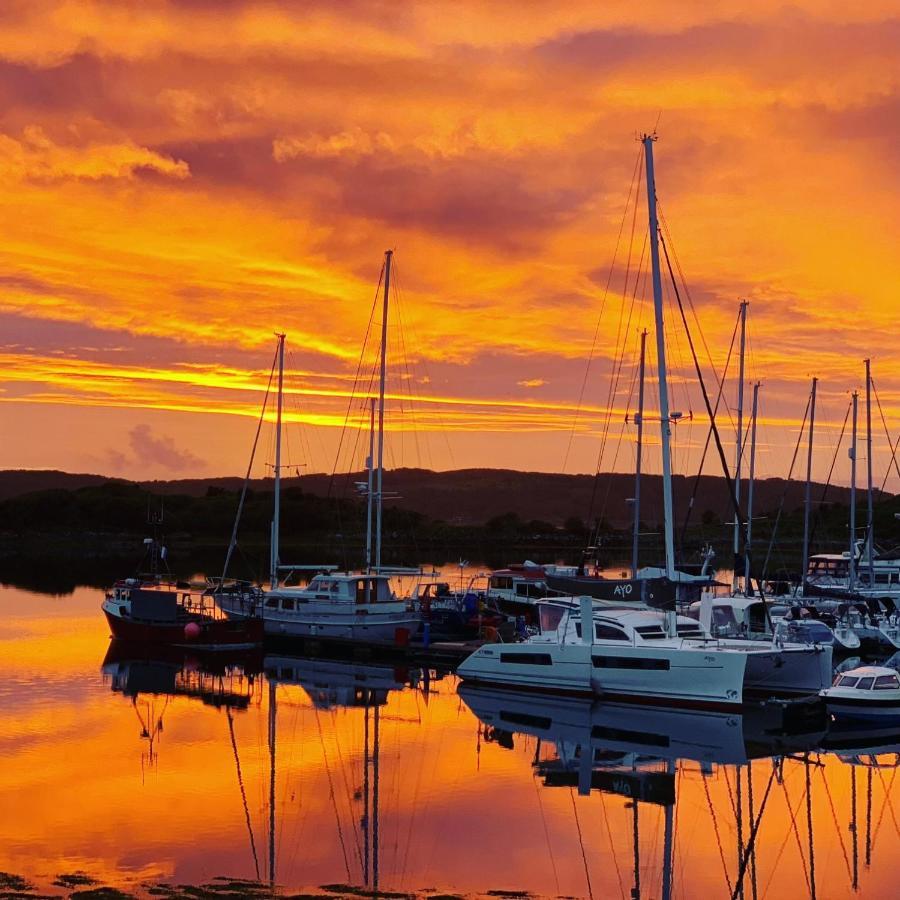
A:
<box><xmin>365</xmin><ymin>396</ymin><xmax>376</xmax><ymax>574</ymax></box>
<box><xmin>801</xmin><ymin>377</ymin><xmax>818</xmax><ymax>592</ymax></box>
<box><xmin>270</xmin><ymin>333</ymin><xmax>285</xmax><ymax>589</ymax></box>
<box><xmin>375</xmin><ymin>250</ymin><xmax>392</xmax><ymax>572</ymax></box>
<box><xmin>632</xmin><ymin>328</ymin><xmax>648</xmax><ymax>579</ymax></box>
<box><xmin>732</xmin><ymin>301</ymin><xmax>748</xmax><ymax>593</ymax></box>
<box><xmin>641</xmin><ymin>134</ymin><xmax>676</xmax><ymax>582</ymax></box>
<box><xmin>850</xmin><ymin>390</ymin><xmax>859</xmax><ymax>592</ymax></box>
<box><xmin>865</xmin><ymin>358</ymin><xmax>875</xmax><ymax>586</ymax></box>
<box><xmin>744</xmin><ymin>382</ymin><xmax>760</xmax><ymax>595</ymax></box>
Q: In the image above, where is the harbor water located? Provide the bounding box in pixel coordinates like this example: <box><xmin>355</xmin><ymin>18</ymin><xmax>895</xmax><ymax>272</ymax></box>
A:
<box><xmin>2</xmin><ymin>581</ymin><xmax>899</xmax><ymax>899</ymax></box>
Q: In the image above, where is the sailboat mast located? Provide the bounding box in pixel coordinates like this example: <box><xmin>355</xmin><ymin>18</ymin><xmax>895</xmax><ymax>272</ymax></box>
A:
<box><xmin>375</xmin><ymin>250</ymin><xmax>392</xmax><ymax>572</ymax></box>
<box><xmin>801</xmin><ymin>377</ymin><xmax>818</xmax><ymax>592</ymax></box>
<box><xmin>732</xmin><ymin>301</ymin><xmax>748</xmax><ymax>592</ymax></box>
<box><xmin>641</xmin><ymin>134</ymin><xmax>676</xmax><ymax>582</ymax></box>
<box><xmin>632</xmin><ymin>328</ymin><xmax>647</xmax><ymax>579</ymax></box>
<box><xmin>270</xmin><ymin>333</ymin><xmax>285</xmax><ymax>590</ymax></box>
<box><xmin>865</xmin><ymin>358</ymin><xmax>875</xmax><ymax>586</ymax></box>
<box><xmin>365</xmin><ymin>396</ymin><xmax>376</xmax><ymax>574</ymax></box>
<box><xmin>744</xmin><ymin>382</ymin><xmax>760</xmax><ymax>595</ymax></box>
<box><xmin>850</xmin><ymin>390</ymin><xmax>859</xmax><ymax>592</ymax></box>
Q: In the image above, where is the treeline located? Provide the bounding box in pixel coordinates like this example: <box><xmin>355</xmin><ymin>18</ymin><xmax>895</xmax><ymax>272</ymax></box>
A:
<box><xmin>3</xmin><ymin>480</ymin><xmax>900</xmax><ymax>578</ymax></box>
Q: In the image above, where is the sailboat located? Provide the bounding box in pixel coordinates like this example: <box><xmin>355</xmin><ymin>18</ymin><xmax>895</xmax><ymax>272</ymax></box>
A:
<box><xmin>216</xmin><ymin>252</ymin><xmax>420</xmax><ymax>646</ymax></box>
<box><xmin>457</xmin><ymin>135</ymin><xmax>833</xmax><ymax>707</ymax></box>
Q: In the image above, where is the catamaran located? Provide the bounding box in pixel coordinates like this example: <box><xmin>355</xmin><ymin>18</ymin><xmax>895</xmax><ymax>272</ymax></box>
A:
<box><xmin>457</xmin><ymin>135</ymin><xmax>833</xmax><ymax>707</ymax></box>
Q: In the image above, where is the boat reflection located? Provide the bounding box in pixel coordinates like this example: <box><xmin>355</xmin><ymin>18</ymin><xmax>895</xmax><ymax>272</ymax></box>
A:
<box><xmin>102</xmin><ymin>640</ymin><xmax>263</xmax><ymax>710</ymax></box>
<box><xmin>459</xmin><ymin>685</ymin><xmax>848</xmax><ymax>900</ymax></box>
<box><xmin>263</xmin><ymin>652</ymin><xmax>423</xmax><ymax>891</ymax></box>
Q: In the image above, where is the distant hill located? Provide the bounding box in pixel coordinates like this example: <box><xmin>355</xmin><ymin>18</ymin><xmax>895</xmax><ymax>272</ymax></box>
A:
<box><xmin>0</xmin><ymin>467</ymin><xmax>872</xmax><ymax>528</ymax></box>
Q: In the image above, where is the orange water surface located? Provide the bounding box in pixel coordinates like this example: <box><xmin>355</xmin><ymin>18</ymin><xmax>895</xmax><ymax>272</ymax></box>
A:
<box><xmin>2</xmin><ymin>582</ymin><xmax>899</xmax><ymax>899</ymax></box>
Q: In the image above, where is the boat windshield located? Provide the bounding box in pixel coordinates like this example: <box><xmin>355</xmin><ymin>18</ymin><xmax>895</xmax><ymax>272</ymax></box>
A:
<box><xmin>538</xmin><ymin>604</ymin><xmax>567</xmax><ymax>634</ymax></box>
<box><xmin>875</xmin><ymin>674</ymin><xmax>900</xmax><ymax>690</ymax></box>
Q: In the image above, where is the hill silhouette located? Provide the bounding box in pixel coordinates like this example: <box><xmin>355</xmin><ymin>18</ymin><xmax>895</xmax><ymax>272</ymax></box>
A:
<box><xmin>0</xmin><ymin>466</ymin><xmax>870</xmax><ymax>528</ymax></box>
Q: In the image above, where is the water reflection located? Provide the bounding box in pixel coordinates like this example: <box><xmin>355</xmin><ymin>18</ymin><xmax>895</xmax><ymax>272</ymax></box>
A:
<box><xmin>4</xmin><ymin>583</ymin><xmax>900</xmax><ymax>898</ymax></box>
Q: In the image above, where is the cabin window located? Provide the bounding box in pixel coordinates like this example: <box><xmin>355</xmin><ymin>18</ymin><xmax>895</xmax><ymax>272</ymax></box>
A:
<box><xmin>874</xmin><ymin>674</ymin><xmax>900</xmax><ymax>690</ymax></box>
<box><xmin>538</xmin><ymin>604</ymin><xmax>567</xmax><ymax>634</ymax></box>
<box><xmin>596</xmin><ymin>624</ymin><xmax>629</xmax><ymax>641</ymax></box>
<box><xmin>676</xmin><ymin>627</ymin><xmax>705</xmax><ymax>639</ymax></box>
<box><xmin>265</xmin><ymin>597</ymin><xmax>278</xmax><ymax>609</ymax></box>
<box><xmin>635</xmin><ymin>625</ymin><xmax>666</xmax><ymax>640</ymax></box>
<box><xmin>593</xmin><ymin>655</ymin><xmax>670</xmax><ymax>670</ymax></box>
<box><xmin>856</xmin><ymin>677</ymin><xmax>875</xmax><ymax>690</ymax></box>
<box><xmin>500</xmin><ymin>711</ymin><xmax>553</xmax><ymax>729</ymax></box>
<box><xmin>836</xmin><ymin>675</ymin><xmax>859</xmax><ymax>687</ymax></box>
<box><xmin>574</xmin><ymin>621</ymin><xmax>626</xmax><ymax>640</ymax></box>
<box><xmin>516</xmin><ymin>583</ymin><xmax>532</xmax><ymax>597</ymax></box>
<box><xmin>500</xmin><ymin>652</ymin><xmax>553</xmax><ymax>666</ymax></box>
<box><xmin>491</xmin><ymin>576</ymin><xmax>513</xmax><ymax>590</ymax></box>
<box><xmin>281</xmin><ymin>598</ymin><xmax>295</xmax><ymax>611</ymax></box>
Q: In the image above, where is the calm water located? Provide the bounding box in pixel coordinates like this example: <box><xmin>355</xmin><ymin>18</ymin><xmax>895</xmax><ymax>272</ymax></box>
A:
<box><xmin>2</xmin><ymin>581</ymin><xmax>900</xmax><ymax>899</ymax></box>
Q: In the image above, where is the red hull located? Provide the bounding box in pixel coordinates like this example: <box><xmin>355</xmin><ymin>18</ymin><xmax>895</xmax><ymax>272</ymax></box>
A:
<box><xmin>104</xmin><ymin>609</ymin><xmax>264</xmax><ymax>649</ymax></box>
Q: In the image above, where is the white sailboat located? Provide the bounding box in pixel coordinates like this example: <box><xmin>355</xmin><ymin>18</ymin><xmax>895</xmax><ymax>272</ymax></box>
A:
<box><xmin>217</xmin><ymin>251</ymin><xmax>420</xmax><ymax>646</ymax></box>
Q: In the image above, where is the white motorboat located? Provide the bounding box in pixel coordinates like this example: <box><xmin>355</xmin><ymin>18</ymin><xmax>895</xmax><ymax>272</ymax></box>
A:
<box><xmin>457</xmin><ymin>596</ymin><xmax>832</xmax><ymax>710</ymax></box>
<box><xmin>822</xmin><ymin>666</ymin><xmax>900</xmax><ymax>722</ymax></box>
<box><xmin>218</xmin><ymin>572</ymin><xmax>419</xmax><ymax>645</ymax></box>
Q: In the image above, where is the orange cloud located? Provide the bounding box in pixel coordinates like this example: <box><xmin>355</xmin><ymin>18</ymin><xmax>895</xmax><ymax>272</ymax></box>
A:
<box><xmin>0</xmin><ymin>2</ymin><xmax>896</xmax><ymax>484</ymax></box>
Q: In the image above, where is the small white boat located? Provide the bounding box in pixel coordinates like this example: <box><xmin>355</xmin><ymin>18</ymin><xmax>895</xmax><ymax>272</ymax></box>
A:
<box><xmin>822</xmin><ymin>666</ymin><xmax>900</xmax><ymax>722</ymax></box>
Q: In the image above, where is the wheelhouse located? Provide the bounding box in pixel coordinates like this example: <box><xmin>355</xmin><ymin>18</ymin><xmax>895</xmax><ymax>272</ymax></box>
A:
<box><xmin>807</xmin><ymin>555</ymin><xmax>850</xmax><ymax>579</ymax></box>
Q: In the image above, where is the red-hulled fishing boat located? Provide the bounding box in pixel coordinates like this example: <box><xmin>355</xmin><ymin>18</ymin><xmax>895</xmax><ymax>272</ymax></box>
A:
<box><xmin>101</xmin><ymin>517</ymin><xmax>263</xmax><ymax>650</ymax></box>
<box><xmin>102</xmin><ymin>578</ymin><xmax>264</xmax><ymax>649</ymax></box>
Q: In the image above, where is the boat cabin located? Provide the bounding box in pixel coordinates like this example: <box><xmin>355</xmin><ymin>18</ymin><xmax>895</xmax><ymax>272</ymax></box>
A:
<box><xmin>535</xmin><ymin>599</ymin><xmax>706</xmax><ymax>644</ymax></box>
<box><xmin>806</xmin><ymin>554</ymin><xmax>850</xmax><ymax>579</ymax></box>
<box><xmin>831</xmin><ymin>668</ymin><xmax>900</xmax><ymax>691</ymax></box>
<box><xmin>266</xmin><ymin>573</ymin><xmax>395</xmax><ymax>610</ymax></box>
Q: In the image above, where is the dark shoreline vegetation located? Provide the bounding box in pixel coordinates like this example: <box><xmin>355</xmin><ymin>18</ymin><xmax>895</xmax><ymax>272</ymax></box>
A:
<box><xmin>0</xmin><ymin>870</ymin><xmax>511</xmax><ymax>899</ymax></box>
<box><xmin>1</xmin><ymin>469</ymin><xmax>899</xmax><ymax>594</ymax></box>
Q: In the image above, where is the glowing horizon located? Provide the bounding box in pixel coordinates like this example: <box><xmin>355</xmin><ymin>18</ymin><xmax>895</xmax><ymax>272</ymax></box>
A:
<box><xmin>2</xmin><ymin>2</ymin><xmax>898</xmax><ymax>489</ymax></box>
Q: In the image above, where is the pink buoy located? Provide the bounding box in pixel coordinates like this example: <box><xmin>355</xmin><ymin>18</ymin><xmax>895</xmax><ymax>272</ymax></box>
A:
<box><xmin>184</xmin><ymin>621</ymin><xmax>202</xmax><ymax>640</ymax></box>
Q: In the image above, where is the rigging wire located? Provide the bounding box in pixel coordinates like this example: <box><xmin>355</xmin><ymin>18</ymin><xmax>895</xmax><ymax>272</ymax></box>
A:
<box><xmin>227</xmin><ymin>709</ymin><xmax>261</xmax><ymax>881</ymax></box>
<box><xmin>760</xmin><ymin>395</ymin><xmax>811</xmax><ymax>581</ymax></box>
<box><xmin>730</xmin><ymin>766</ymin><xmax>777</xmax><ymax>900</ymax></box>
<box><xmin>327</xmin><ymin>260</ymin><xmax>384</xmax><ymax>500</ymax></box>
<box><xmin>806</xmin><ymin>399</ymin><xmax>852</xmax><ymax>557</ymax></box>
<box><xmin>678</xmin><ymin>309</ymin><xmax>740</xmax><ymax>549</ymax></box>
<box><xmin>563</xmin><ymin>146</ymin><xmax>644</xmax><ymax>472</ymax></box>
<box><xmin>221</xmin><ymin>343</ymin><xmax>279</xmax><ymax>582</ymax></box>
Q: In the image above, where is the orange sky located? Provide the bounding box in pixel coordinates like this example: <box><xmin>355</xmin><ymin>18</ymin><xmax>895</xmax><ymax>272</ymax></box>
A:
<box><xmin>1</xmin><ymin>1</ymin><xmax>899</xmax><ymax>487</ymax></box>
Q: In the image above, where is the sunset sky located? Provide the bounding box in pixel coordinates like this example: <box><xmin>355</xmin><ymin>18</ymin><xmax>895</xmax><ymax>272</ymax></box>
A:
<box><xmin>1</xmin><ymin>1</ymin><xmax>898</xmax><ymax>488</ymax></box>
